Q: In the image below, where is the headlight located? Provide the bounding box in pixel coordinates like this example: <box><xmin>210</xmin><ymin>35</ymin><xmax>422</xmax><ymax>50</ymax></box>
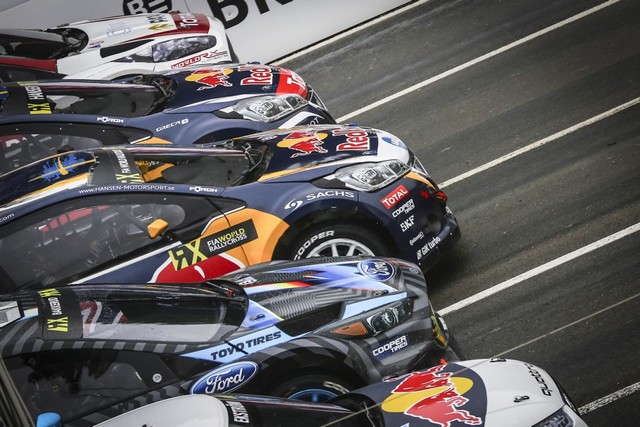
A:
<box><xmin>233</xmin><ymin>94</ymin><xmax>308</xmax><ymax>122</ymax></box>
<box><xmin>334</xmin><ymin>160</ymin><xmax>410</xmax><ymax>192</ymax></box>
<box><xmin>324</xmin><ymin>300</ymin><xmax>413</xmax><ymax>338</ymax></box>
<box><xmin>533</xmin><ymin>408</ymin><xmax>574</xmax><ymax>427</ymax></box>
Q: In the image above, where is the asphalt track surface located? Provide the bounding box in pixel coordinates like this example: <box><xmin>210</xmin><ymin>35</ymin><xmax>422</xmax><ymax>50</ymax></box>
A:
<box><xmin>280</xmin><ymin>0</ymin><xmax>639</xmax><ymax>424</ymax></box>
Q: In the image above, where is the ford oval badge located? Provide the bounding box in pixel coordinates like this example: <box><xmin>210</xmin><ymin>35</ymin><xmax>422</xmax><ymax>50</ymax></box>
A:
<box><xmin>358</xmin><ymin>259</ymin><xmax>395</xmax><ymax>281</ymax></box>
<box><xmin>190</xmin><ymin>361</ymin><xmax>259</xmax><ymax>395</ymax></box>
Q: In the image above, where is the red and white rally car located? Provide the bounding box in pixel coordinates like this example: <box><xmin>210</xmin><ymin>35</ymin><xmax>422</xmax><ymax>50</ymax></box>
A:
<box><xmin>0</xmin><ymin>12</ymin><xmax>237</xmax><ymax>81</ymax></box>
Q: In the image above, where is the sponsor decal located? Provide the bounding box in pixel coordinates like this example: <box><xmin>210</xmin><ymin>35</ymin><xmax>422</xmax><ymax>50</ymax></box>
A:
<box><xmin>295</xmin><ymin>230</ymin><xmax>334</xmax><ymax>258</ymax></box>
<box><xmin>123</xmin><ymin>0</ymin><xmax>172</xmax><ymax>14</ymax></box>
<box><xmin>239</xmin><ymin>65</ymin><xmax>274</xmax><ymax>86</ymax></box>
<box><xmin>358</xmin><ymin>259</ymin><xmax>395</xmax><ymax>281</ymax></box>
<box><xmin>175</xmin><ymin>13</ymin><xmax>201</xmax><ymax>29</ymax></box>
<box><xmin>24</xmin><ymin>85</ymin><xmax>51</xmax><ymax>115</ymax></box>
<box><xmin>332</xmin><ymin>128</ymin><xmax>371</xmax><ymax>151</ymax></box>
<box><xmin>226</xmin><ymin>400</ymin><xmax>250</xmax><ymax>423</ymax></box>
<box><xmin>156</xmin><ymin>118</ymin><xmax>189</xmax><ymax>132</ymax></box>
<box><xmin>392</xmin><ymin>198</ymin><xmax>415</xmax><ymax>218</ymax></box>
<box><xmin>210</xmin><ymin>331</ymin><xmax>282</xmax><ymax>360</ymax></box>
<box><xmin>146</xmin><ymin>13</ymin><xmax>170</xmax><ymax>24</ymax></box>
<box><xmin>37</xmin><ymin>288</ymin><xmax>81</xmax><ymax>339</ymax></box>
<box><xmin>190</xmin><ymin>361</ymin><xmax>258</xmax><ymax>394</ymax></box>
<box><xmin>381</xmin><ymin>185</ymin><xmax>409</xmax><ymax>209</ymax></box>
<box><xmin>277</xmin><ymin>130</ymin><xmax>328</xmax><ymax>158</ymax></box>
<box><xmin>409</xmin><ymin>231</ymin><xmax>424</xmax><ymax>246</ymax></box>
<box><xmin>188</xmin><ymin>185</ymin><xmax>218</xmax><ymax>193</ymax></box>
<box><xmin>169</xmin><ymin>220</ymin><xmax>257</xmax><ymax>270</ymax></box>
<box><xmin>382</xmin><ymin>364</ymin><xmax>484</xmax><ymax>426</ymax></box>
<box><xmin>0</xmin><ymin>213</ymin><xmax>14</xmax><ymax>223</ymax></box>
<box><xmin>77</xmin><ymin>184</ymin><xmax>175</xmax><ymax>194</ymax></box>
<box><xmin>524</xmin><ymin>363</ymin><xmax>553</xmax><ymax>396</ymax></box>
<box><xmin>110</xmin><ymin>149</ymin><xmax>144</xmax><ymax>184</ymax></box>
<box><xmin>171</xmin><ymin>50</ymin><xmax>229</xmax><ymax>68</ymax></box>
<box><xmin>373</xmin><ymin>334</ymin><xmax>409</xmax><ymax>359</ymax></box>
<box><xmin>284</xmin><ymin>190</ymin><xmax>355</xmax><ymax>211</ymax></box>
<box><xmin>400</xmin><ymin>215</ymin><xmax>415</xmax><ymax>232</ymax></box>
<box><xmin>97</xmin><ymin>116</ymin><xmax>124</xmax><ymax>124</ymax></box>
<box><xmin>185</xmin><ymin>67</ymin><xmax>234</xmax><ymax>90</ymax></box>
<box><xmin>416</xmin><ymin>236</ymin><xmax>441</xmax><ymax>260</ymax></box>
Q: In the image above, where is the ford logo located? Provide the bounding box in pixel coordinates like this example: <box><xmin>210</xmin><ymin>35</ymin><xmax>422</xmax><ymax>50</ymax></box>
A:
<box><xmin>190</xmin><ymin>361</ymin><xmax>259</xmax><ymax>395</ymax></box>
<box><xmin>358</xmin><ymin>259</ymin><xmax>395</xmax><ymax>281</ymax></box>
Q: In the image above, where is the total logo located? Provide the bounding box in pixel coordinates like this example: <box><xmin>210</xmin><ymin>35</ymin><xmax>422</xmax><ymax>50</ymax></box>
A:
<box><xmin>381</xmin><ymin>185</ymin><xmax>409</xmax><ymax>209</ymax></box>
<box><xmin>382</xmin><ymin>364</ymin><xmax>483</xmax><ymax>426</ymax></box>
<box><xmin>190</xmin><ymin>361</ymin><xmax>258</xmax><ymax>394</ymax></box>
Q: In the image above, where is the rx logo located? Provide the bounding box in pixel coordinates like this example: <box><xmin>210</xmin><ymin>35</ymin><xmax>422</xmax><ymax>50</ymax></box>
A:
<box><xmin>169</xmin><ymin>240</ymin><xmax>207</xmax><ymax>270</ymax></box>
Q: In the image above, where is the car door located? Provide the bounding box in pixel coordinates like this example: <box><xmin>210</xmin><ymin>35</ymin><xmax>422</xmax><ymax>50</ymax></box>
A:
<box><xmin>0</xmin><ymin>192</ymin><xmax>250</xmax><ymax>292</ymax></box>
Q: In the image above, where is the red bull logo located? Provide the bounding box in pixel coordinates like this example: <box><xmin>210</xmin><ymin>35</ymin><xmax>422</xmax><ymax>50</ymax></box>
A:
<box><xmin>382</xmin><ymin>364</ymin><xmax>483</xmax><ymax>427</ymax></box>
<box><xmin>277</xmin><ymin>130</ymin><xmax>329</xmax><ymax>158</ymax></box>
<box><xmin>185</xmin><ymin>68</ymin><xmax>234</xmax><ymax>90</ymax></box>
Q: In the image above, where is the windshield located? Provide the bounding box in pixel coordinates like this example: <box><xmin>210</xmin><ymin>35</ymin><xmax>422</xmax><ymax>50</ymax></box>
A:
<box><xmin>0</xmin><ymin>28</ymin><xmax>86</xmax><ymax>59</ymax></box>
<box><xmin>0</xmin><ymin>82</ymin><xmax>164</xmax><ymax>117</ymax></box>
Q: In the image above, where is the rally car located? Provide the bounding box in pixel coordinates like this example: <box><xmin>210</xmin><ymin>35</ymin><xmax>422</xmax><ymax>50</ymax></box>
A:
<box><xmin>0</xmin><ymin>256</ymin><xmax>456</xmax><ymax>426</ymax></box>
<box><xmin>0</xmin><ymin>125</ymin><xmax>459</xmax><ymax>293</ymax></box>
<box><xmin>0</xmin><ymin>12</ymin><xmax>237</xmax><ymax>81</ymax></box>
<box><xmin>0</xmin><ymin>63</ymin><xmax>334</xmax><ymax>173</ymax></box>
<box><xmin>92</xmin><ymin>358</ymin><xmax>589</xmax><ymax>427</ymax></box>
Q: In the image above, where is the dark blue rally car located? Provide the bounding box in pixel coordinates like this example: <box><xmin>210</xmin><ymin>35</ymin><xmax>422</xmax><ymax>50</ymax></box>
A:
<box><xmin>0</xmin><ymin>256</ymin><xmax>456</xmax><ymax>426</ymax></box>
<box><xmin>0</xmin><ymin>63</ymin><xmax>334</xmax><ymax>173</ymax></box>
<box><xmin>0</xmin><ymin>124</ymin><xmax>459</xmax><ymax>294</ymax></box>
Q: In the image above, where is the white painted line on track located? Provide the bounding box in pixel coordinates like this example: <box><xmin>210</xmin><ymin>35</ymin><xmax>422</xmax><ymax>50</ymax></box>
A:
<box><xmin>491</xmin><ymin>293</ymin><xmax>639</xmax><ymax>357</ymax></box>
<box><xmin>484</xmin><ymin>292</ymin><xmax>640</xmax><ymax>416</ymax></box>
<box><xmin>579</xmin><ymin>381</ymin><xmax>640</xmax><ymax>415</ymax></box>
<box><xmin>439</xmin><ymin>97</ymin><xmax>640</xmax><ymax>188</ymax></box>
<box><xmin>336</xmin><ymin>0</ymin><xmax>620</xmax><ymax>122</ymax></box>
<box><xmin>439</xmin><ymin>222</ymin><xmax>640</xmax><ymax>316</ymax></box>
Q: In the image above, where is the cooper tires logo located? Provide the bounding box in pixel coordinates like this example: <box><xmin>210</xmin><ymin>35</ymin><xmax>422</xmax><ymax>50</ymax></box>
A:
<box><xmin>123</xmin><ymin>0</ymin><xmax>172</xmax><ymax>14</ymax></box>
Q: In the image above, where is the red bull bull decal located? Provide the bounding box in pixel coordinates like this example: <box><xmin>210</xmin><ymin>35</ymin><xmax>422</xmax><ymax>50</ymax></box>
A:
<box><xmin>382</xmin><ymin>364</ymin><xmax>484</xmax><ymax>427</ymax></box>
<box><xmin>277</xmin><ymin>130</ymin><xmax>329</xmax><ymax>158</ymax></box>
<box><xmin>185</xmin><ymin>68</ymin><xmax>234</xmax><ymax>90</ymax></box>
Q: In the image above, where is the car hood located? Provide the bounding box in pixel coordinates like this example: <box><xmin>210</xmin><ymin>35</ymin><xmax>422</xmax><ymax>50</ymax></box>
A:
<box><xmin>163</xmin><ymin>64</ymin><xmax>310</xmax><ymax>112</ymax></box>
<box><xmin>0</xmin><ymin>283</ymin><xmax>247</xmax><ymax>356</ymax></box>
<box><xmin>61</xmin><ymin>13</ymin><xmax>214</xmax><ymax>53</ymax></box>
<box><xmin>235</xmin><ymin>125</ymin><xmax>412</xmax><ymax>181</ymax></box>
<box><xmin>222</xmin><ymin>257</ymin><xmax>409</xmax><ymax>324</ymax></box>
<box><xmin>343</xmin><ymin>358</ymin><xmax>568</xmax><ymax>427</ymax></box>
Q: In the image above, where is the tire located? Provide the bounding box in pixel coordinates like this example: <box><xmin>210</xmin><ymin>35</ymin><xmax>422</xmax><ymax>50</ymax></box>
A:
<box><xmin>269</xmin><ymin>374</ymin><xmax>354</xmax><ymax>403</ymax></box>
<box><xmin>289</xmin><ymin>224</ymin><xmax>389</xmax><ymax>260</ymax></box>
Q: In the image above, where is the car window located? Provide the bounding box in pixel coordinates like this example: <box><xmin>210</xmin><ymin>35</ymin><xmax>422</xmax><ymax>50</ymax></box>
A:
<box><xmin>153</xmin><ymin>36</ymin><xmax>218</xmax><ymax>62</ymax></box>
<box><xmin>5</xmin><ymin>349</ymin><xmax>197</xmax><ymax>423</ymax></box>
<box><xmin>0</xmin><ymin>66</ymin><xmax>64</xmax><ymax>83</ymax></box>
<box><xmin>0</xmin><ymin>124</ymin><xmax>152</xmax><ymax>174</ymax></box>
<box><xmin>0</xmin><ymin>194</ymin><xmax>216</xmax><ymax>292</ymax></box>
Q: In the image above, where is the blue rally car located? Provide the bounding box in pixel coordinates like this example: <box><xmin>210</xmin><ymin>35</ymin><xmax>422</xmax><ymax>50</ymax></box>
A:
<box><xmin>0</xmin><ymin>124</ymin><xmax>459</xmax><ymax>293</ymax></box>
<box><xmin>0</xmin><ymin>63</ymin><xmax>334</xmax><ymax>173</ymax></box>
<box><xmin>0</xmin><ymin>256</ymin><xmax>456</xmax><ymax>426</ymax></box>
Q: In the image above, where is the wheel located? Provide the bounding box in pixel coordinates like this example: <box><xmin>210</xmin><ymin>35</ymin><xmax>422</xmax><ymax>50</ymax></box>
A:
<box><xmin>289</xmin><ymin>224</ymin><xmax>389</xmax><ymax>260</ymax></box>
<box><xmin>270</xmin><ymin>374</ymin><xmax>354</xmax><ymax>403</ymax></box>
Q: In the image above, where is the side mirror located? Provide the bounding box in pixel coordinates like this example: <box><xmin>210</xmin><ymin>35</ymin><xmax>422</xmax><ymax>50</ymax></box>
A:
<box><xmin>147</xmin><ymin>219</ymin><xmax>169</xmax><ymax>239</ymax></box>
<box><xmin>37</xmin><ymin>412</ymin><xmax>62</xmax><ymax>427</ymax></box>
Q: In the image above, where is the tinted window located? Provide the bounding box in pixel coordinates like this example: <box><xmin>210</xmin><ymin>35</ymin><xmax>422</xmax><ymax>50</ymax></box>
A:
<box><xmin>0</xmin><ymin>194</ymin><xmax>215</xmax><ymax>292</ymax></box>
<box><xmin>5</xmin><ymin>350</ymin><xmax>195</xmax><ymax>423</ymax></box>
<box><xmin>0</xmin><ymin>123</ymin><xmax>151</xmax><ymax>174</ymax></box>
<box><xmin>0</xmin><ymin>66</ymin><xmax>64</xmax><ymax>83</ymax></box>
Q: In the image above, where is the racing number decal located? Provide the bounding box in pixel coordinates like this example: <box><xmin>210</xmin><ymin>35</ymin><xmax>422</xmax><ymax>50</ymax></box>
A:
<box><xmin>169</xmin><ymin>220</ymin><xmax>258</xmax><ymax>270</ymax></box>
